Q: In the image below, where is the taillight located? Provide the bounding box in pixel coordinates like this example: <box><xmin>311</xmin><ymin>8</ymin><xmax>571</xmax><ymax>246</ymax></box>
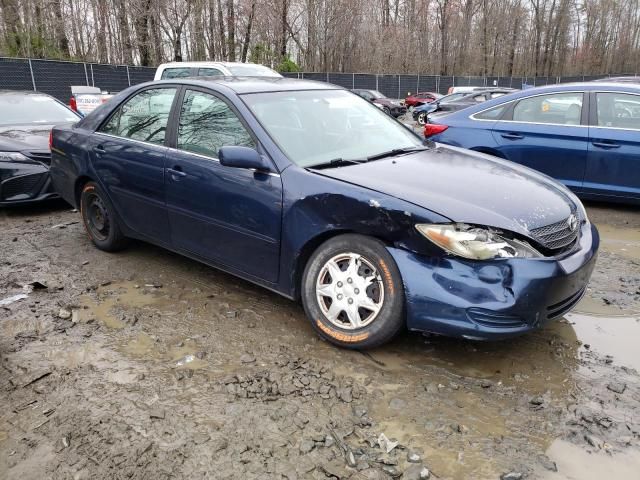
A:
<box><xmin>69</xmin><ymin>95</ymin><xmax>77</xmax><ymax>112</ymax></box>
<box><xmin>424</xmin><ymin>124</ymin><xmax>448</xmax><ymax>138</ymax></box>
<box><xmin>49</xmin><ymin>130</ymin><xmax>53</xmax><ymax>150</ymax></box>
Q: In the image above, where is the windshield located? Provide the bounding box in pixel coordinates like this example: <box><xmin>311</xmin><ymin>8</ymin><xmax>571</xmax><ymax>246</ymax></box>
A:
<box><xmin>370</xmin><ymin>90</ymin><xmax>386</xmax><ymax>99</ymax></box>
<box><xmin>0</xmin><ymin>94</ymin><xmax>79</xmax><ymax>126</ymax></box>
<box><xmin>243</xmin><ymin>90</ymin><xmax>422</xmax><ymax>167</ymax></box>
<box><xmin>227</xmin><ymin>64</ymin><xmax>282</xmax><ymax>77</ymax></box>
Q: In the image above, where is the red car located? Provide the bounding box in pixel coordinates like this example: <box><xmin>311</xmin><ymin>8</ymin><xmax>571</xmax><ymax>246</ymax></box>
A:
<box><xmin>404</xmin><ymin>91</ymin><xmax>441</xmax><ymax>108</ymax></box>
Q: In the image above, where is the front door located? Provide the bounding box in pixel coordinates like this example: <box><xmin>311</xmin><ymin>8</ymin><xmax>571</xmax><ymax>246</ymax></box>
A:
<box><xmin>165</xmin><ymin>88</ymin><xmax>283</xmax><ymax>283</ymax></box>
<box><xmin>92</xmin><ymin>87</ymin><xmax>178</xmax><ymax>243</ymax></box>
<box><xmin>492</xmin><ymin>91</ymin><xmax>588</xmax><ymax>190</ymax></box>
<box><xmin>585</xmin><ymin>91</ymin><xmax>640</xmax><ymax>201</ymax></box>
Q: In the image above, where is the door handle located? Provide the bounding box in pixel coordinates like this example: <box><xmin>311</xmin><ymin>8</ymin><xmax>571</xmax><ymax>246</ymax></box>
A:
<box><xmin>500</xmin><ymin>133</ymin><xmax>524</xmax><ymax>140</ymax></box>
<box><xmin>167</xmin><ymin>166</ymin><xmax>187</xmax><ymax>180</ymax></box>
<box><xmin>592</xmin><ymin>141</ymin><xmax>620</xmax><ymax>149</ymax></box>
<box><xmin>93</xmin><ymin>144</ymin><xmax>106</xmax><ymax>154</ymax></box>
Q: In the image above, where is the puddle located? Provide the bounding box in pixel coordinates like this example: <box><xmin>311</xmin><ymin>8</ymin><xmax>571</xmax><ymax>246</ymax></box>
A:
<box><xmin>536</xmin><ymin>440</ymin><xmax>640</xmax><ymax>479</ymax></box>
<box><xmin>566</xmin><ymin>312</ymin><xmax>640</xmax><ymax>371</ymax></box>
<box><xmin>78</xmin><ymin>281</ymin><xmax>161</xmax><ymax>329</ymax></box>
<box><xmin>595</xmin><ymin>224</ymin><xmax>640</xmax><ymax>260</ymax></box>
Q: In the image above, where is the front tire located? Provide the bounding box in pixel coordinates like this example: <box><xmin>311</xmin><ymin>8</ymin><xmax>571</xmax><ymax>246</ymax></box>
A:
<box><xmin>417</xmin><ymin>112</ymin><xmax>427</xmax><ymax>125</ymax></box>
<box><xmin>383</xmin><ymin>106</ymin><xmax>391</xmax><ymax>116</ymax></box>
<box><xmin>80</xmin><ymin>181</ymin><xmax>128</xmax><ymax>252</ymax></box>
<box><xmin>301</xmin><ymin>235</ymin><xmax>405</xmax><ymax>349</ymax></box>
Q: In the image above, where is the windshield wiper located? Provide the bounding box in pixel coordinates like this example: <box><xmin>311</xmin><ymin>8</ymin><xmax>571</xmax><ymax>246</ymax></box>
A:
<box><xmin>308</xmin><ymin>158</ymin><xmax>366</xmax><ymax>169</ymax></box>
<box><xmin>366</xmin><ymin>146</ymin><xmax>428</xmax><ymax>161</ymax></box>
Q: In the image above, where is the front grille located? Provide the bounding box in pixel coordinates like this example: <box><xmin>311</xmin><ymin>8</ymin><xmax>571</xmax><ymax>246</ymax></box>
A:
<box><xmin>24</xmin><ymin>150</ymin><xmax>52</xmax><ymax>165</ymax></box>
<box><xmin>1</xmin><ymin>173</ymin><xmax>45</xmax><ymax>200</ymax></box>
<box><xmin>530</xmin><ymin>212</ymin><xmax>580</xmax><ymax>251</ymax></box>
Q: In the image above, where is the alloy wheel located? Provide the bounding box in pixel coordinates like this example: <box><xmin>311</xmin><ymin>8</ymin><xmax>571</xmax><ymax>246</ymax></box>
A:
<box><xmin>315</xmin><ymin>253</ymin><xmax>384</xmax><ymax>330</ymax></box>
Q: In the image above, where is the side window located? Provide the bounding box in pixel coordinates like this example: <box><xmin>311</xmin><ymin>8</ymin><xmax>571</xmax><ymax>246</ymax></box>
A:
<box><xmin>177</xmin><ymin>89</ymin><xmax>255</xmax><ymax>158</ymax></box>
<box><xmin>359</xmin><ymin>91</ymin><xmax>373</xmax><ymax>101</ymax></box>
<box><xmin>197</xmin><ymin>67</ymin><xmax>224</xmax><ymax>76</ymax></box>
<box><xmin>513</xmin><ymin>92</ymin><xmax>583</xmax><ymax>125</ymax></box>
<box><xmin>490</xmin><ymin>92</ymin><xmax>506</xmax><ymax>99</ymax></box>
<box><xmin>161</xmin><ymin>67</ymin><xmax>192</xmax><ymax>79</ymax></box>
<box><xmin>474</xmin><ymin>104</ymin><xmax>508</xmax><ymax>120</ymax></box>
<box><xmin>596</xmin><ymin>92</ymin><xmax>640</xmax><ymax>130</ymax></box>
<box><xmin>100</xmin><ymin>88</ymin><xmax>176</xmax><ymax>145</ymax></box>
<box><xmin>472</xmin><ymin>95</ymin><xmax>486</xmax><ymax>103</ymax></box>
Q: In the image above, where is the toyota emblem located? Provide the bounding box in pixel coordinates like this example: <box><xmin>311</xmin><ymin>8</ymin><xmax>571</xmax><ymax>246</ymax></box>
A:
<box><xmin>567</xmin><ymin>214</ymin><xmax>578</xmax><ymax>232</ymax></box>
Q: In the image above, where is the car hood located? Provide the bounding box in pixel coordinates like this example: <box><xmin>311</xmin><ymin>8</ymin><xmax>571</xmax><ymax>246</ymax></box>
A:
<box><xmin>0</xmin><ymin>124</ymin><xmax>55</xmax><ymax>151</ymax></box>
<box><xmin>313</xmin><ymin>145</ymin><xmax>577</xmax><ymax>236</ymax></box>
<box><xmin>374</xmin><ymin>98</ymin><xmax>402</xmax><ymax>106</ymax></box>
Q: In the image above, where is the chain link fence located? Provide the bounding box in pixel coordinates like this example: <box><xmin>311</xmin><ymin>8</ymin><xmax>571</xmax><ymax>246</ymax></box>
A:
<box><xmin>0</xmin><ymin>57</ymin><xmax>627</xmax><ymax>102</ymax></box>
<box><xmin>282</xmin><ymin>72</ymin><xmax>619</xmax><ymax>98</ymax></box>
<box><xmin>0</xmin><ymin>57</ymin><xmax>156</xmax><ymax>101</ymax></box>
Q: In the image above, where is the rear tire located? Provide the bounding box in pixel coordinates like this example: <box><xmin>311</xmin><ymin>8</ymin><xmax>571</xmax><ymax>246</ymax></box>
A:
<box><xmin>383</xmin><ymin>106</ymin><xmax>391</xmax><ymax>116</ymax></box>
<box><xmin>301</xmin><ymin>234</ymin><xmax>405</xmax><ymax>349</ymax></box>
<box><xmin>80</xmin><ymin>181</ymin><xmax>128</xmax><ymax>252</ymax></box>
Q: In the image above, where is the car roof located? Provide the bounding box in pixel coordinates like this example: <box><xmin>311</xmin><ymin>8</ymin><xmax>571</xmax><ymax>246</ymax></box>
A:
<box><xmin>151</xmin><ymin>77</ymin><xmax>341</xmax><ymax>94</ymax></box>
<box><xmin>157</xmin><ymin>61</ymin><xmax>273</xmax><ymax>69</ymax></box>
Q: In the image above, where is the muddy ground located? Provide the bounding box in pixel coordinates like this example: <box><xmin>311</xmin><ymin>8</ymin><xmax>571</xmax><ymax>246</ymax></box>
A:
<box><xmin>0</xmin><ymin>200</ymin><xmax>639</xmax><ymax>480</ymax></box>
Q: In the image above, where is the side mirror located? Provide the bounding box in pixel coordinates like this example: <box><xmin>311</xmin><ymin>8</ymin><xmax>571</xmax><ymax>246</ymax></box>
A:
<box><xmin>218</xmin><ymin>146</ymin><xmax>271</xmax><ymax>172</ymax></box>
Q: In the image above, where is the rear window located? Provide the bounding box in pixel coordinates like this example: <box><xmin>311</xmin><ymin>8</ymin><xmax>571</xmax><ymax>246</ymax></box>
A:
<box><xmin>474</xmin><ymin>104</ymin><xmax>508</xmax><ymax>120</ymax></box>
<box><xmin>161</xmin><ymin>67</ymin><xmax>192</xmax><ymax>79</ymax></box>
<box><xmin>0</xmin><ymin>94</ymin><xmax>79</xmax><ymax>126</ymax></box>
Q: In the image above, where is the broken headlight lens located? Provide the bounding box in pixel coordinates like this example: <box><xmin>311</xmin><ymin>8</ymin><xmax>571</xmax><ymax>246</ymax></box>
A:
<box><xmin>0</xmin><ymin>152</ymin><xmax>31</xmax><ymax>163</ymax></box>
<box><xmin>416</xmin><ymin>224</ymin><xmax>542</xmax><ymax>260</ymax></box>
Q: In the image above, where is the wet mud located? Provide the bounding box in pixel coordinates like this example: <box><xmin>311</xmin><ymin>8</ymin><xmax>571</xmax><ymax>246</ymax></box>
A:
<box><xmin>0</xmin><ymin>200</ymin><xmax>639</xmax><ymax>479</ymax></box>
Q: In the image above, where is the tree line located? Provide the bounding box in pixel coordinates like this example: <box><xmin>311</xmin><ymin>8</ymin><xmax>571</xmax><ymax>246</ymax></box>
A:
<box><xmin>1</xmin><ymin>0</ymin><xmax>639</xmax><ymax>76</ymax></box>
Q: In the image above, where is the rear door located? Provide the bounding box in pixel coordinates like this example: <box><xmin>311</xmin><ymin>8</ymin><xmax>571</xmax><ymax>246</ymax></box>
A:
<box><xmin>92</xmin><ymin>86</ymin><xmax>179</xmax><ymax>243</ymax></box>
<box><xmin>491</xmin><ymin>91</ymin><xmax>588</xmax><ymax>190</ymax></box>
<box><xmin>164</xmin><ymin>88</ymin><xmax>283</xmax><ymax>282</ymax></box>
<box><xmin>585</xmin><ymin>91</ymin><xmax>640</xmax><ymax>201</ymax></box>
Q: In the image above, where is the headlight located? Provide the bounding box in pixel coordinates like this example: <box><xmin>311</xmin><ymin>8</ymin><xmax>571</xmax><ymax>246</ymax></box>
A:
<box><xmin>0</xmin><ymin>152</ymin><xmax>31</xmax><ymax>163</ymax></box>
<box><xmin>416</xmin><ymin>223</ymin><xmax>541</xmax><ymax>260</ymax></box>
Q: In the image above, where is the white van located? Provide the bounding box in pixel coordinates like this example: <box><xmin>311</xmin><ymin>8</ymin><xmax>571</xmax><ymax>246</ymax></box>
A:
<box><xmin>154</xmin><ymin>62</ymin><xmax>282</xmax><ymax>80</ymax></box>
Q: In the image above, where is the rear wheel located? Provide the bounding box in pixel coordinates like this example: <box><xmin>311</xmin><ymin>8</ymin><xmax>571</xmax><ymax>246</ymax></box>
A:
<box><xmin>301</xmin><ymin>235</ymin><xmax>405</xmax><ymax>349</ymax></box>
<box><xmin>80</xmin><ymin>181</ymin><xmax>128</xmax><ymax>252</ymax></box>
<box><xmin>383</xmin><ymin>106</ymin><xmax>391</xmax><ymax>116</ymax></box>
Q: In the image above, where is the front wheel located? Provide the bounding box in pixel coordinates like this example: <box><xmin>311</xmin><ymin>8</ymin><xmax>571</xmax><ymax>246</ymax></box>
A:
<box><xmin>383</xmin><ymin>106</ymin><xmax>391</xmax><ymax>116</ymax></box>
<box><xmin>301</xmin><ymin>235</ymin><xmax>405</xmax><ymax>349</ymax></box>
<box><xmin>80</xmin><ymin>181</ymin><xmax>128</xmax><ymax>252</ymax></box>
<box><xmin>416</xmin><ymin>112</ymin><xmax>427</xmax><ymax>125</ymax></box>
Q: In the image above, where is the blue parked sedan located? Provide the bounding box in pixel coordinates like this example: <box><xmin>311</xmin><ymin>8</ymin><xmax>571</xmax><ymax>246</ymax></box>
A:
<box><xmin>50</xmin><ymin>78</ymin><xmax>598</xmax><ymax>348</ymax></box>
<box><xmin>424</xmin><ymin>82</ymin><xmax>640</xmax><ymax>204</ymax></box>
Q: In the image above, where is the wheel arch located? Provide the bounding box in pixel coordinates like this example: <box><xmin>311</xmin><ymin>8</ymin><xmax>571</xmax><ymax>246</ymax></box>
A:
<box><xmin>292</xmin><ymin>229</ymin><xmax>397</xmax><ymax>300</ymax></box>
<box><xmin>74</xmin><ymin>175</ymin><xmax>94</xmax><ymax>208</ymax></box>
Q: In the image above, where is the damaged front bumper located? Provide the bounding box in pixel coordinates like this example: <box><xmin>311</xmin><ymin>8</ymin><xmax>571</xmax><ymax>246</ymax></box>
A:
<box><xmin>388</xmin><ymin>222</ymin><xmax>599</xmax><ymax>340</ymax></box>
<box><xmin>0</xmin><ymin>160</ymin><xmax>58</xmax><ymax>206</ymax></box>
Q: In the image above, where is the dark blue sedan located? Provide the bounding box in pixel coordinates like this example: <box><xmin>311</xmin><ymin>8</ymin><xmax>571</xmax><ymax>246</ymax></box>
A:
<box><xmin>50</xmin><ymin>78</ymin><xmax>598</xmax><ymax>348</ymax></box>
<box><xmin>424</xmin><ymin>82</ymin><xmax>640</xmax><ymax>204</ymax></box>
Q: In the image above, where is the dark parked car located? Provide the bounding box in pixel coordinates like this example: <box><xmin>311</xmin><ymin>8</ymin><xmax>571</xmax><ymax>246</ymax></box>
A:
<box><xmin>404</xmin><ymin>91</ymin><xmax>441</xmax><ymax>108</ymax></box>
<box><xmin>50</xmin><ymin>78</ymin><xmax>598</xmax><ymax>348</ymax></box>
<box><xmin>352</xmin><ymin>89</ymin><xmax>407</xmax><ymax>117</ymax></box>
<box><xmin>424</xmin><ymin>82</ymin><xmax>640</xmax><ymax>204</ymax></box>
<box><xmin>0</xmin><ymin>90</ymin><xmax>80</xmax><ymax>206</ymax></box>
<box><xmin>415</xmin><ymin>88</ymin><xmax>517</xmax><ymax>125</ymax></box>
<box><xmin>412</xmin><ymin>92</ymin><xmax>473</xmax><ymax>124</ymax></box>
